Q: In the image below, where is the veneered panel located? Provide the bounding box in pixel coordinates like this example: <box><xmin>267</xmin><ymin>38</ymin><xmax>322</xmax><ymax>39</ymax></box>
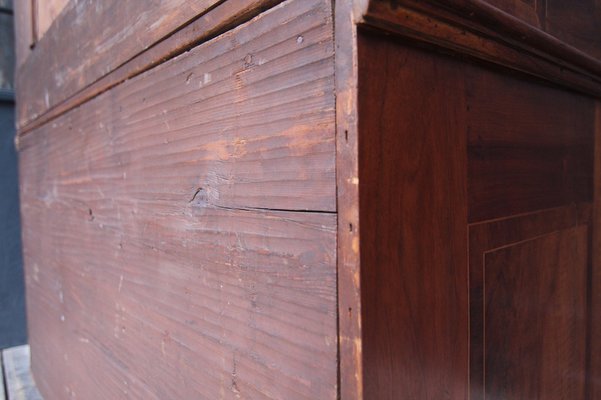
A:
<box><xmin>484</xmin><ymin>226</ymin><xmax>588</xmax><ymax>400</ymax></box>
<box><xmin>480</xmin><ymin>0</ymin><xmax>601</xmax><ymax>61</ymax></box>
<box><xmin>358</xmin><ymin>33</ymin><xmax>469</xmax><ymax>400</ymax></box>
<box><xmin>19</xmin><ymin>0</ymin><xmax>337</xmax><ymax>398</ymax></box>
<box><xmin>467</xmin><ymin>72</ymin><xmax>594</xmax><ymax>222</ymax></box>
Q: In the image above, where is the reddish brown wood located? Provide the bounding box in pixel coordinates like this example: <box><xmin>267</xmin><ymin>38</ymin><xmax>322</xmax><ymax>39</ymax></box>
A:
<box><xmin>357</xmin><ymin>33</ymin><xmax>469</xmax><ymax>400</ymax></box>
<box><xmin>481</xmin><ymin>0</ymin><xmax>601</xmax><ymax>61</ymax></box>
<box><xmin>358</xmin><ymin>0</ymin><xmax>601</xmax><ymax>98</ymax></box>
<box><xmin>16</xmin><ymin>0</ymin><xmax>223</xmax><ymax>129</ymax></box>
<box><xmin>13</xmin><ymin>0</ymin><xmax>601</xmax><ymax>398</ymax></box>
<box><xmin>485</xmin><ymin>227</ymin><xmax>588</xmax><ymax>399</ymax></box>
<box><xmin>335</xmin><ymin>1</ymin><xmax>365</xmax><ymax>399</ymax></box>
<box><xmin>466</xmin><ymin>71</ymin><xmax>595</xmax><ymax>222</ymax></box>
<box><xmin>469</xmin><ymin>204</ymin><xmax>592</xmax><ymax>400</ymax></box>
<box><xmin>16</xmin><ymin>0</ymin><xmax>284</xmax><ymax>138</ymax></box>
<box><xmin>19</xmin><ymin>1</ymin><xmax>337</xmax><ymax>399</ymax></box>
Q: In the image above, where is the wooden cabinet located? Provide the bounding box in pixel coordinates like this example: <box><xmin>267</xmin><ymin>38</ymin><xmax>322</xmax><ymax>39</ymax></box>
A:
<box><xmin>14</xmin><ymin>0</ymin><xmax>601</xmax><ymax>398</ymax></box>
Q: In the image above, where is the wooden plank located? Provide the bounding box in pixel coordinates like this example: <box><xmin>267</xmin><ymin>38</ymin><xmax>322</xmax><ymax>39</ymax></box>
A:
<box><xmin>466</xmin><ymin>70</ymin><xmax>595</xmax><ymax>222</ymax></box>
<box><xmin>17</xmin><ymin>0</ymin><xmax>284</xmax><ymax>137</ymax></box>
<box><xmin>18</xmin><ymin>0</ymin><xmax>336</xmax><ymax>212</ymax></box>
<box><xmin>16</xmin><ymin>0</ymin><xmax>224</xmax><ymax>128</ymax></box>
<box><xmin>357</xmin><ymin>33</ymin><xmax>469</xmax><ymax>400</ymax></box>
<box><xmin>2</xmin><ymin>345</ymin><xmax>43</xmax><ymax>400</ymax></box>
<box><xmin>19</xmin><ymin>0</ymin><xmax>337</xmax><ymax>399</ymax></box>
<box><xmin>334</xmin><ymin>1</ymin><xmax>365</xmax><ymax>399</ymax></box>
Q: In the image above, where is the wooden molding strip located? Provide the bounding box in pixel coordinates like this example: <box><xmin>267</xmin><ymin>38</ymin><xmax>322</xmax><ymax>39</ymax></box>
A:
<box><xmin>16</xmin><ymin>0</ymin><xmax>283</xmax><ymax>138</ymax></box>
<box><xmin>357</xmin><ymin>0</ymin><xmax>601</xmax><ymax>97</ymax></box>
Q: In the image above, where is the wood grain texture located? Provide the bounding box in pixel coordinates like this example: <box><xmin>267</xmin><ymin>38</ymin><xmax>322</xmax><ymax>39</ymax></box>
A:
<box><xmin>358</xmin><ymin>33</ymin><xmax>469</xmax><ymax>400</ymax></box>
<box><xmin>16</xmin><ymin>0</ymin><xmax>223</xmax><ymax>129</ymax></box>
<box><xmin>484</xmin><ymin>227</ymin><xmax>588</xmax><ymax>400</ymax></box>
<box><xmin>334</xmin><ymin>1</ymin><xmax>364</xmax><ymax>399</ymax></box>
<box><xmin>482</xmin><ymin>0</ymin><xmax>601</xmax><ymax>61</ymax></box>
<box><xmin>357</xmin><ymin>0</ymin><xmax>601</xmax><ymax>98</ymax></box>
<box><xmin>466</xmin><ymin>71</ymin><xmax>595</xmax><ymax>222</ymax></box>
<box><xmin>19</xmin><ymin>0</ymin><xmax>338</xmax><ymax>398</ymax></box>
<box><xmin>468</xmin><ymin>204</ymin><xmax>592</xmax><ymax>400</ymax></box>
<box><xmin>17</xmin><ymin>0</ymin><xmax>284</xmax><ymax>137</ymax></box>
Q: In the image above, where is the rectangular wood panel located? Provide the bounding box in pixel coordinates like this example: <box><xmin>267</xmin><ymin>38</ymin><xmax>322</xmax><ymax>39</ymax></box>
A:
<box><xmin>469</xmin><ymin>204</ymin><xmax>592</xmax><ymax>400</ymax></box>
<box><xmin>485</xmin><ymin>227</ymin><xmax>587</xmax><ymax>399</ymax></box>
<box><xmin>18</xmin><ymin>0</ymin><xmax>337</xmax><ymax>399</ymax></box>
<box><xmin>358</xmin><ymin>32</ymin><xmax>469</xmax><ymax>400</ymax></box>
<box><xmin>467</xmin><ymin>71</ymin><xmax>594</xmax><ymax>222</ymax></box>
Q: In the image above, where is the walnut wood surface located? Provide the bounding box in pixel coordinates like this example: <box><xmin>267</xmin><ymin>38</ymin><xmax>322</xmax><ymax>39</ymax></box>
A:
<box><xmin>358</xmin><ymin>32</ymin><xmax>469</xmax><ymax>400</ymax></box>
<box><xmin>466</xmin><ymin>70</ymin><xmax>594</xmax><ymax>222</ymax></box>
<box><xmin>484</xmin><ymin>226</ymin><xmax>588</xmax><ymax>399</ymax></box>
<box><xmin>19</xmin><ymin>0</ymin><xmax>337</xmax><ymax>399</ymax></box>
<box><xmin>357</xmin><ymin>30</ymin><xmax>598</xmax><ymax>400</ymax></box>
<box><xmin>358</xmin><ymin>0</ymin><xmax>601</xmax><ymax>98</ymax></box>
<box><xmin>469</xmin><ymin>204</ymin><xmax>592</xmax><ymax>400</ymax></box>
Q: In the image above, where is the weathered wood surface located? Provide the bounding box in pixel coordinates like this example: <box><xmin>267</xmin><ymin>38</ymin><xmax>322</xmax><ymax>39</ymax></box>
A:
<box><xmin>34</xmin><ymin>0</ymin><xmax>69</xmax><ymax>42</ymax></box>
<box><xmin>334</xmin><ymin>1</ymin><xmax>364</xmax><ymax>399</ymax></box>
<box><xmin>17</xmin><ymin>0</ymin><xmax>284</xmax><ymax>137</ymax></box>
<box><xmin>19</xmin><ymin>0</ymin><xmax>337</xmax><ymax>399</ymax></box>
<box><xmin>2</xmin><ymin>345</ymin><xmax>44</xmax><ymax>400</ymax></box>
<box><xmin>17</xmin><ymin>0</ymin><xmax>225</xmax><ymax>129</ymax></box>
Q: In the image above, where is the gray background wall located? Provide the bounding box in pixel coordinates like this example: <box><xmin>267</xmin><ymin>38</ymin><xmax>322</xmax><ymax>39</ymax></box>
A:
<box><xmin>0</xmin><ymin>0</ymin><xmax>27</xmax><ymax>349</ymax></box>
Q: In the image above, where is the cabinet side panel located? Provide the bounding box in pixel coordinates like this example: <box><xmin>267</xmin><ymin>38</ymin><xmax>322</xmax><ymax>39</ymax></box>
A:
<box><xmin>18</xmin><ymin>0</ymin><xmax>338</xmax><ymax>398</ymax></box>
<box><xmin>357</xmin><ymin>32</ymin><xmax>469</xmax><ymax>400</ymax></box>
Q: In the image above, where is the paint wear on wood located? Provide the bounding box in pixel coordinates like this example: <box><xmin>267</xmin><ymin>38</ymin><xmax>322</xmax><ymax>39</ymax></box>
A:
<box><xmin>19</xmin><ymin>0</ymin><xmax>337</xmax><ymax>399</ymax></box>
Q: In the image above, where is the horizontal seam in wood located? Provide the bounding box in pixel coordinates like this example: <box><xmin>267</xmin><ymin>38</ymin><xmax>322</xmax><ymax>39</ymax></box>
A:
<box><xmin>17</xmin><ymin>0</ymin><xmax>286</xmax><ymax>139</ymax></box>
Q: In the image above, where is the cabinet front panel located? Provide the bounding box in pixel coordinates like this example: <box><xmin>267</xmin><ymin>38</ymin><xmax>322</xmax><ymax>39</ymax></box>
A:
<box><xmin>358</xmin><ymin>31</ymin><xmax>598</xmax><ymax>400</ymax></box>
